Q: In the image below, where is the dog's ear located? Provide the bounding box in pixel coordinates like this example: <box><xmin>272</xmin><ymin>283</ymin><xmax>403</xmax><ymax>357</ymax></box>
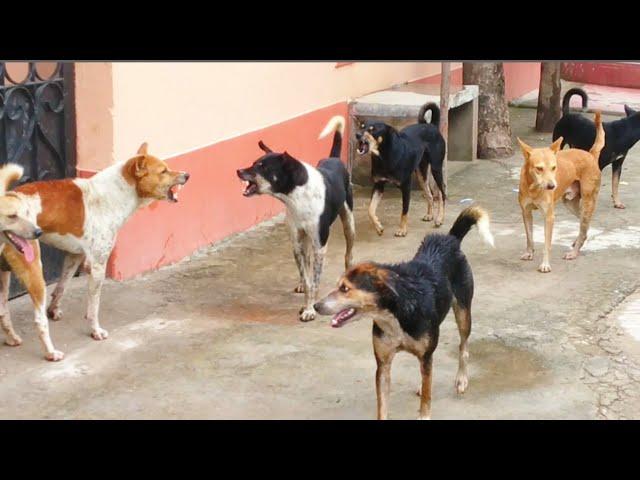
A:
<box><xmin>132</xmin><ymin>154</ymin><xmax>148</xmax><ymax>178</ymax></box>
<box><xmin>624</xmin><ymin>105</ymin><xmax>637</xmax><ymax>117</ymax></box>
<box><xmin>516</xmin><ymin>138</ymin><xmax>533</xmax><ymax>159</ymax></box>
<box><xmin>258</xmin><ymin>141</ymin><xmax>273</xmax><ymax>153</ymax></box>
<box><xmin>376</xmin><ymin>268</ymin><xmax>399</xmax><ymax>298</ymax></box>
<box><xmin>550</xmin><ymin>137</ymin><xmax>563</xmax><ymax>154</ymax></box>
<box><xmin>137</xmin><ymin>142</ymin><xmax>148</xmax><ymax>155</ymax></box>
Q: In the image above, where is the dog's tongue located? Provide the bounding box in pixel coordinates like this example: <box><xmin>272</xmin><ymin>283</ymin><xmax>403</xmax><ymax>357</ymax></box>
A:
<box><xmin>7</xmin><ymin>233</ymin><xmax>34</xmax><ymax>263</ymax></box>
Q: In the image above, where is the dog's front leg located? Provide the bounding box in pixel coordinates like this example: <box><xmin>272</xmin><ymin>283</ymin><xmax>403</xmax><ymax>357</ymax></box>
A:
<box><xmin>539</xmin><ymin>205</ymin><xmax>554</xmax><ymax>273</ymax></box>
<box><xmin>611</xmin><ymin>156</ymin><xmax>626</xmax><ymax>209</ymax></box>
<box><xmin>287</xmin><ymin>218</ymin><xmax>307</xmax><ymax>294</ymax></box>
<box><xmin>520</xmin><ymin>204</ymin><xmax>535</xmax><ymax>261</ymax></box>
<box><xmin>368</xmin><ymin>182</ymin><xmax>385</xmax><ymax>236</ymax></box>
<box><xmin>86</xmin><ymin>260</ymin><xmax>109</xmax><ymax>340</ymax></box>
<box><xmin>0</xmin><ymin>270</ymin><xmax>21</xmax><ymax>347</ymax></box>
<box><xmin>299</xmin><ymin>242</ymin><xmax>325</xmax><ymax>322</ymax></box>
<box><xmin>373</xmin><ymin>339</ymin><xmax>396</xmax><ymax>420</ymax></box>
<box><xmin>4</xmin><ymin>245</ymin><xmax>64</xmax><ymax>360</ymax></box>
<box><xmin>395</xmin><ymin>181</ymin><xmax>411</xmax><ymax>237</ymax></box>
<box><xmin>418</xmin><ymin>354</ymin><xmax>434</xmax><ymax>420</ymax></box>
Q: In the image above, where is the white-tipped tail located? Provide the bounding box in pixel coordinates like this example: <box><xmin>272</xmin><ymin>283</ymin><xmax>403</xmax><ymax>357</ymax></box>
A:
<box><xmin>476</xmin><ymin>212</ymin><xmax>495</xmax><ymax>248</ymax></box>
<box><xmin>0</xmin><ymin>163</ymin><xmax>24</xmax><ymax>194</ymax></box>
<box><xmin>318</xmin><ymin>115</ymin><xmax>345</xmax><ymax>139</ymax></box>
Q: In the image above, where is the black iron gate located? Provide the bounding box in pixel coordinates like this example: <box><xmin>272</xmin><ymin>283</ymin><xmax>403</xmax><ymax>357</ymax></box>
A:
<box><xmin>0</xmin><ymin>62</ymin><xmax>76</xmax><ymax>298</ymax></box>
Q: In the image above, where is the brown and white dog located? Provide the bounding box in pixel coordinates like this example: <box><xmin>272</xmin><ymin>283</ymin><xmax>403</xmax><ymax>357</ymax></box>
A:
<box><xmin>517</xmin><ymin>111</ymin><xmax>605</xmax><ymax>273</ymax></box>
<box><xmin>0</xmin><ymin>164</ymin><xmax>55</xmax><ymax>357</ymax></box>
<box><xmin>1</xmin><ymin>143</ymin><xmax>189</xmax><ymax>359</ymax></box>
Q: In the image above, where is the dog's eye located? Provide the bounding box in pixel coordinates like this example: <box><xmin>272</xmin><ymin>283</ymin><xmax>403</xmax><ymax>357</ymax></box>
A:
<box><xmin>360</xmin><ymin>123</ymin><xmax>365</xmax><ymax>129</ymax></box>
<box><xmin>8</xmin><ymin>214</ymin><xmax>17</xmax><ymax>219</ymax></box>
<box><xmin>339</xmin><ymin>285</ymin><xmax>350</xmax><ymax>293</ymax></box>
<box><xmin>369</xmin><ymin>126</ymin><xmax>374</xmax><ymax>131</ymax></box>
<box><xmin>536</xmin><ymin>166</ymin><xmax>544</xmax><ymax>172</ymax></box>
<box><xmin>551</xmin><ymin>166</ymin><xmax>557</xmax><ymax>171</ymax></box>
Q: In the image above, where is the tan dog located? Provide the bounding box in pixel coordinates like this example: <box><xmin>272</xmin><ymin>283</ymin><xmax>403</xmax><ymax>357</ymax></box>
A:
<box><xmin>1</xmin><ymin>143</ymin><xmax>189</xmax><ymax>358</ymax></box>
<box><xmin>0</xmin><ymin>164</ymin><xmax>59</xmax><ymax>358</ymax></box>
<box><xmin>517</xmin><ymin>111</ymin><xmax>605</xmax><ymax>273</ymax></box>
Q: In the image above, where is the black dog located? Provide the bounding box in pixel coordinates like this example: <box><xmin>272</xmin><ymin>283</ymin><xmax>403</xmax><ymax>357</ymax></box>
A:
<box><xmin>355</xmin><ymin>102</ymin><xmax>446</xmax><ymax>237</ymax></box>
<box><xmin>237</xmin><ymin>116</ymin><xmax>355</xmax><ymax>323</ymax></box>
<box><xmin>553</xmin><ymin>87</ymin><xmax>640</xmax><ymax>209</ymax></box>
<box><xmin>314</xmin><ymin>206</ymin><xmax>494</xmax><ymax>419</ymax></box>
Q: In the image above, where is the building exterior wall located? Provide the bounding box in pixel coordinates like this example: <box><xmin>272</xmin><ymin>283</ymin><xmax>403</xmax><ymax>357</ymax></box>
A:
<box><xmin>69</xmin><ymin>61</ymin><xmax>541</xmax><ymax>280</ymax></box>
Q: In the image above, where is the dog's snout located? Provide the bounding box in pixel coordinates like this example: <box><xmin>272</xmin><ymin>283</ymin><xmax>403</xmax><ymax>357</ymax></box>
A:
<box><xmin>546</xmin><ymin>182</ymin><xmax>556</xmax><ymax>190</ymax></box>
<box><xmin>34</xmin><ymin>228</ymin><xmax>43</xmax><ymax>239</ymax></box>
<box><xmin>236</xmin><ymin>169</ymin><xmax>245</xmax><ymax>179</ymax></box>
<box><xmin>183</xmin><ymin>172</ymin><xmax>190</xmax><ymax>182</ymax></box>
<box><xmin>313</xmin><ymin>302</ymin><xmax>321</xmax><ymax>311</ymax></box>
<box><xmin>355</xmin><ymin>132</ymin><xmax>362</xmax><ymax>140</ymax></box>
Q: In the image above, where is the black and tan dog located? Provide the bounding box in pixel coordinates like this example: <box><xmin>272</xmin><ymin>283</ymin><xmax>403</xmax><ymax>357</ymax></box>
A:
<box><xmin>314</xmin><ymin>206</ymin><xmax>494</xmax><ymax>420</ymax></box>
<box><xmin>355</xmin><ymin>102</ymin><xmax>446</xmax><ymax>237</ymax></box>
<box><xmin>553</xmin><ymin>87</ymin><xmax>640</xmax><ymax>209</ymax></box>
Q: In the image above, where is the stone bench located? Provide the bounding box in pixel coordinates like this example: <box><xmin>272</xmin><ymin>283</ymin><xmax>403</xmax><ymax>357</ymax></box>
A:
<box><xmin>348</xmin><ymin>83</ymin><xmax>479</xmax><ymax>187</ymax></box>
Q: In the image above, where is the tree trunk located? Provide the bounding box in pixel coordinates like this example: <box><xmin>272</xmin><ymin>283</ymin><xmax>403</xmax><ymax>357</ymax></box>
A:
<box><xmin>438</xmin><ymin>63</ymin><xmax>450</xmax><ymax>192</ymax></box>
<box><xmin>535</xmin><ymin>62</ymin><xmax>562</xmax><ymax>132</ymax></box>
<box><xmin>462</xmin><ymin>62</ymin><xmax>513</xmax><ymax>158</ymax></box>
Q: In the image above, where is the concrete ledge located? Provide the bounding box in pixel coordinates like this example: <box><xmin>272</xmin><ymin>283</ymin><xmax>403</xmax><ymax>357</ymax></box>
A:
<box><xmin>350</xmin><ymin>84</ymin><xmax>479</xmax><ymax>117</ymax></box>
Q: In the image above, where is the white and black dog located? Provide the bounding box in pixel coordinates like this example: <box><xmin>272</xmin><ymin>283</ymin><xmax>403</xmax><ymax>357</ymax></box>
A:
<box><xmin>237</xmin><ymin>116</ymin><xmax>355</xmax><ymax>322</ymax></box>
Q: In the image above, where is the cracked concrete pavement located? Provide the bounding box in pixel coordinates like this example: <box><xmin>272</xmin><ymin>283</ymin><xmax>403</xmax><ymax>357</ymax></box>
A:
<box><xmin>1</xmin><ymin>107</ymin><xmax>639</xmax><ymax>419</ymax></box>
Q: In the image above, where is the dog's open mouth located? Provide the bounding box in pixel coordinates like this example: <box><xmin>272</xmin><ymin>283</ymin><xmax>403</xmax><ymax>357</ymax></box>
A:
<box><xmin>356</xmin><ymin>140</ymin><xmax>369</xmax><ymax>155</ymax></box>
<box><xmin>4</xmin><ymin>231</ymin><xmax>35</xmax><ymax>263</ymax></box>
<box><xmin>331</xmin><ymin>308</ymin><xmax>357</xmax><ymax>328</ymax></box>
<box><xmin>168</xmin><ymin>184</ymin><xmax>184</xmax><ymax>203</ymax></box>
<box><xmin>243</xmin><ymin>180</ymin><xmax>259</xmax><ymax>197</ymax></box>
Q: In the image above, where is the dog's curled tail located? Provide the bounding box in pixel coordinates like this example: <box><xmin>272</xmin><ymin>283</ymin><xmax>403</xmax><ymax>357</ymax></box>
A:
<box><xmin>562</xmin><ymin>87</ymin><xmax>588</xmax><ymax>114</ymax></box>
<box><xmin>319</xmin><ymin>115</ymin><xmax>345</xmax><ymax>158</ymax></box>
<box><xmin>0</xmin><ymin>163</ymin><xmax>24</xmax><ymax>195</ymax></box>
<box><xmin>418</xmin><ymin>102</ymin><xmax>440</xmax><ymax>126</ymax></box>
<box><xmin>449</xmin><ymin>206</ymin><xmax>494</xmax><ymax>247</ymax></box>
<box><xmin>590</xmin><ymin>111</ymin><xmax>605</xmax><ymax>159</ymax></box>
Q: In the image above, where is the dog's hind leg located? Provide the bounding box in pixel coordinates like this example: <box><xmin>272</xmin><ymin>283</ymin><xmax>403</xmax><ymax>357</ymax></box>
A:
<box><xmin>416</xmin><ymin>164</ymin><xmax>434</xmax><ymax>222</ymax></box>
<box><xmin>452</xmin><ymin>300</ymin><xmax>471</xmax><ymax>394</ymax></box>
<box><xmin>395</xmin><ymin>181</ymin><xmax>411</xmax><ymax>237</ymax></box>
<box><xmin>339</xmin><ymin>203</ymin><xmax>355</xmax><ymax>270</ymax></box>
<box><xmin>368</xmin><ymin>182</ymin><xmax>385</xmax><ymax>236</ymax></box>
<box><xmin>0</xmin><ymin>270</ymin><xmax>21</xmax><ymax>347</ymax></box>
<box><xmin>47</xmin><ymin>253</ymin><xmax>85</xmax><ymax>321</ymax></box>
<box><xmin>564</xmin><ymin>194</ymin><xmax>597</xmax><ymax>260</ymax></box>
<box><xmin>611</xmin><ymin>156</ymin><xmax>626</xmax><ymax>209</ymax></box>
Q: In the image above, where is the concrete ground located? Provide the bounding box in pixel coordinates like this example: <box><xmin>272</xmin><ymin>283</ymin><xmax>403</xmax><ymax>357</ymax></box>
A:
<box><xmin>2</xmin><ymin>107</ymin><xmax>640</xmax><ymax>419</ymax></box>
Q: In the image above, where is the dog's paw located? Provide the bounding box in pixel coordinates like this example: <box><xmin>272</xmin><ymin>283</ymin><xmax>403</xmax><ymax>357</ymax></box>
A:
<box><xmin>417</xmin><ymin>414</ymin><xmax>431</xmax><ymax>420</ymax></box>
<box><xmin>4</xmin><ymin>335</ymin><xmax>22</xmax><ymax>347</ymax></box>
<box><xmin>455</xmin><ymin>374</ymin><xmax>468</xmax><ymax>394</ymax></box>
<box><xmin>434</xmin><ymin>220</ymin><xmax>442</xmax><ymax>228</ymax></box>
<box><xmin>422</xmin><ymin>213</ymin><xmax>433</xmax><ymax>222</ymax></box>
<box><xmin>373</xmin><ymin>223</ymin><xmax>384</xmax><ymax>236</ymax></box>
<box><xmin>45</xmin><ymin>350</ymin><xmax>65</xmax><ymax>362</ymax></box>
<box><xmin>520</xmin><ymin>251</ymin><xmax>534</xmax><ymax>261</ymax></box>
<box><xmin>563</xmin><ymin>251</ymin><xmax>579</xmax><ymax>260</ymax></box>
<box><xmin>394</xmin><ymin>228</ymin><xmax>407</xmax><ymax>237</ymax></box>
<box><xmin>614</xmin><ymin>202</ymin><xmax>626</xmax><ymax>209</ymax></box>
<box><xmin>299</xmin><ymin>307</ymin><xmax>316</xmax><ymax>322</ymax></box>
<box><xmin>47</xmin><ymin>306</ymin><xmax>62</xmax><ymax>321</ymax></box>
<box><xmin>293</xmin><ymin>284</ymin><xmax>305</xmax><ymax>294</ymax></box>
<box><xmin>90</xmin><ymin>327</ymin><xmax>109</xmax><ymax>341</ymax></box>
<box><xmin>538</xmin><ymin>262</ymin><xmax>551</xmax><ymax>273</ymax></box>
